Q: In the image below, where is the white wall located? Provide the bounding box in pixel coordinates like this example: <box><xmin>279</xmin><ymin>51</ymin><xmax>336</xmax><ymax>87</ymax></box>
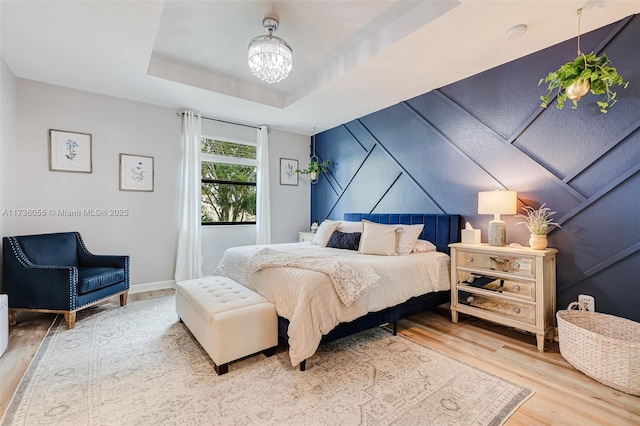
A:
<box><xmin>15</xmin><ymin>79</ymin><xmax>311</xmax><ymax>283</ymax></box>
<box><xmin>268</xmin><ymin>128</ymin><xmax>311</xmax><ymax>242</ymax></box>
<box><xmin>16</xmin><ymin>79</ymin><xmax>181</xmax><ymax>290</ymax></box>
<box><xmin>0</xmin><ymin>57</ymin><xmax>18</xmax><ymax>276</ymax></box>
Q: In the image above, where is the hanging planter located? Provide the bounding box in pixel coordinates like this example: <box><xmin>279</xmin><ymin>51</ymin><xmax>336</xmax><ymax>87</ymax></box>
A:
<box><xmin>539</xmin><ymin>8</ymin><xmax>629</xmax><ymax>113</ymax></box>
<box><xmin>296</xmin><ymin>160</ymin><xmax>332</xmax><ymax>183</ymax></box>
<box><xmin>296</xmin><ymin>127</ymin><xmax>332</xmax><ymax>184</ymax></box>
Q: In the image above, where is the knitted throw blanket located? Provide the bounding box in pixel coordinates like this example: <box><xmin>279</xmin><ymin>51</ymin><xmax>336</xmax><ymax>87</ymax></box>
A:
<box><xmin>248</xmin><ymin>248</ymin><xmax>379</xmax><ymax>306</ymax></box>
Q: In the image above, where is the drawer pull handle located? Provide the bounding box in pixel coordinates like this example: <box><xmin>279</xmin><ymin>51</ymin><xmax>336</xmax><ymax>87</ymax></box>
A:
<box><xmin>513</xmin><ymin>285</ymin><xmax>521</xmax><ymax>292</ymax></box>
<box><xmin>490</xmin><ymin>256</ymin><xmax>509</xmax><ymax>263</ymax></box>
<box><xmin>513</xmin><ymin>262</ymin><xmax>520</xmax><ymax>269</ymax></box>
<box><xmin>513</xmin><ymin>307</ymin><xmax>521</xmax><ymax>314</ymax></box>
<box><xmin>466</xmin><ymin>256</ymin><xmax>474</xmax><ymax>263</ymax></box>
<box><xmin>467</xmin><ymin>296</ymin><xmax>475</xmax><ymax>303</ymax></box>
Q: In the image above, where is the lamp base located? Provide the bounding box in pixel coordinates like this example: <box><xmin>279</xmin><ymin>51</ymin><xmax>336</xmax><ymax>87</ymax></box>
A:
<box><xmin>487</xmin><ymin>220</ymin><xmax>506</xmax><ymax>247</ymax></box>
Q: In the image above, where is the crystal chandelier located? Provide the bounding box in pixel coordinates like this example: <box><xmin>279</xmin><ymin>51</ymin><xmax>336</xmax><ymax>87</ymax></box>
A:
<box><xmin>248</xmin><ymin>17</ymin><xmax>293</xmax><ymax>84</ymax></box>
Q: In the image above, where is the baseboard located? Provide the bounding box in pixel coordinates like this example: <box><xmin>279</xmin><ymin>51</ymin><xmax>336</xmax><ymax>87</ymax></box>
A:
<box><xmin>129</xmin><ymin>280</ymin><xmax>175</xmax><ymax>295</ymax></box>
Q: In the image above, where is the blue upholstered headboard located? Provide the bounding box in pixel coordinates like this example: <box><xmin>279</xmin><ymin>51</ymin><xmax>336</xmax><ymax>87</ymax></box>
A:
<box><xmin>343</xmin><ymin>213</ymin><xmax>461</xmax><ymax>254</ymax></box>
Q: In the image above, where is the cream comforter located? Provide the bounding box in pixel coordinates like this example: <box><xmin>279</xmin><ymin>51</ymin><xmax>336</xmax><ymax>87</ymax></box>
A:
<box><xmin>214</xmin><ymin>242</ymin><xmax>450</xmax><ymax>366</ymax></box>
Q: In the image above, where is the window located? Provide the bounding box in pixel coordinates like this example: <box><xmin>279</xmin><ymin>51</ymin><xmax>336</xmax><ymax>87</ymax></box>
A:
<box><xmin>201</xmin><ymin>138</ymin><xmax>257</xmax><ymax>225</ymax></box>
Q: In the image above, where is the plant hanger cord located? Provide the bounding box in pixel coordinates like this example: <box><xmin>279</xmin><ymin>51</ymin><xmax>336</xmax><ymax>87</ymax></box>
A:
<box><xmin>310</xmin><ymin>126</ymin><xmax>318</xmax><ymax>164</ymax></box>
<box><xmin>576</xmin><ymin>8</ymin><xmax>588</xmax><ymax>68</ymax></box>
<box><xmin>576</xmin><ymin>8</ymin><xmax>582</xmax><ymax>56</ymax></box>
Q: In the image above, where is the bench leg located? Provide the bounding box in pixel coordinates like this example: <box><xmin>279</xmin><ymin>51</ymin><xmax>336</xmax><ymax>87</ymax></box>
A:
<box><xmin>214</xmin><ymin>362</ymin><xmax>229</xmax><ymax>375</ymax></box>
<box><xmin>120</xmin><ymin>292</ymin><xmax>128</xmax><ymax>306</ymax></box>
<box><xmin>262</xmin><ymin>347</ymin><xmax>276</xmax><ymax>357</ymax></box>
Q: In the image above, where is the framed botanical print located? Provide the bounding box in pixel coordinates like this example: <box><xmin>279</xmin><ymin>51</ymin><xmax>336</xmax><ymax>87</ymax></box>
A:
<box><xmin>119</xmin><ymin>153</ymin><xmax>154</xmax><ymax>192</ymax></box>
<box><xmin>280</xmin><ymin>158</ymin><xmax>298</xmax><ymax>186</ymax></box>
<box><xmin>49</xmin><ymin>129</ymin><xmax>92</xmax><ymax>173</ymax></box>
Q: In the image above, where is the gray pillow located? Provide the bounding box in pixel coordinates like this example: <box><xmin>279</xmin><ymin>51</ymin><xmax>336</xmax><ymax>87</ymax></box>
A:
<box><xmin>326</xmin><ymin>231</ymin><xmax>361</xmax><ymax>251</ymax></box>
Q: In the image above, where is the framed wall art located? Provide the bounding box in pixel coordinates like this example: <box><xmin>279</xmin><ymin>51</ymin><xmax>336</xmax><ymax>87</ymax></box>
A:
<box><xmin>119</xmin><ymin>153</ymin><xmax>154</xmax><ymax>192</ymax></box>
<box><xmin>49</xmin><ymin>129</ymin><xmax>92</xmax><ymax>173</ymax></box>
<box><xmin>280</xmin><ymin>158</ymin><xmax>298</xmax><ymax>186</ymax></box>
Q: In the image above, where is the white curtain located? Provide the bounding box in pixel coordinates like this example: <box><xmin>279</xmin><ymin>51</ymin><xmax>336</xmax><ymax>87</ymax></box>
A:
<box><xmin>175</xmin><ymin>111</ymin><xmax>203</xmax><ymax>282</ymax></box>
<box><xmin>255</xmin><ymin>125</ymin><xmax>271</xmax><ymax>244</ymax></box>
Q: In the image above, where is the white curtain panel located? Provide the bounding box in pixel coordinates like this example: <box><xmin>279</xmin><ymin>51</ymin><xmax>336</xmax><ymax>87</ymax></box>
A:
<box><xmin>175</xmin><ymin>111</ymin><xmax>203</xmax><ymax>282</ymax></box>
<box><xmin>255</xmin><ymin>125</ymin><xmax>271</xmax><ymax>244</ymax></box>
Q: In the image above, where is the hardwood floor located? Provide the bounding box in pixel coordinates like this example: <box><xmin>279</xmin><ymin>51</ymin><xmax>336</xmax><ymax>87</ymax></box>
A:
<box><xmin>1</xmin><ymin>291</ymin><xmax>638</xmax><ymax>424</ymax></box>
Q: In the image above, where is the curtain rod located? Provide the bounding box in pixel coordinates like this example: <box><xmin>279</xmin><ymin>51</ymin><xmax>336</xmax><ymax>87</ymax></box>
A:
<box><xmin>177</xmin><ymin>111</ymin><xmax>265</xmax><ymax>131</ymax></box>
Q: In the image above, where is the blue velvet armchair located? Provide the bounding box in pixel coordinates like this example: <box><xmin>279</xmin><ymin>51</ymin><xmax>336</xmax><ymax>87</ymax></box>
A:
<box><xmin>2</xmin><ymin>232</ymin><xmax>129</xmax><ymax>329</ymax></box>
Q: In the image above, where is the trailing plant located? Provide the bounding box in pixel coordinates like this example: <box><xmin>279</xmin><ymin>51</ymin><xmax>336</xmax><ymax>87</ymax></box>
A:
<box><xmin>295</xmin><ymin>160</ymin><xmax>332</xmax><ymax>175</ymax></box>
<box><xmin>539</xmin><ymin>52</ymin><xmax>629</xmax><ymax>113</ymax></box>
<box><xmin>515</xmin><ymin>204</ymin><xmax>561</xmax><ymax>235</ymax></box>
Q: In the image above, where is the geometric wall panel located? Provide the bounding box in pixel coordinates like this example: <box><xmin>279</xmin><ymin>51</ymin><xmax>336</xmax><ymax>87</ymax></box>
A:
<box><xmin>312</xmin><ymin>14</ymin><xmax>640</xmax><ymax>321</ymax></box>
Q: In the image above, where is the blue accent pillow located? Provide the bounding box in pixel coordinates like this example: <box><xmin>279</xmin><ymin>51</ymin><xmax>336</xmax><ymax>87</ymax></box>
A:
<box><xmin>326</xmin><ymin>231</ymin><xmax>361</xmax><ymax>251</ymax></box>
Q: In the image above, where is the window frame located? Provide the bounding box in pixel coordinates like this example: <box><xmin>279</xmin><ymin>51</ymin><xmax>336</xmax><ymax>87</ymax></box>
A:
<box><xmin>201</xmin><ymin>135</ymin><xmax>257</xmax><ymax>226</ymax></box>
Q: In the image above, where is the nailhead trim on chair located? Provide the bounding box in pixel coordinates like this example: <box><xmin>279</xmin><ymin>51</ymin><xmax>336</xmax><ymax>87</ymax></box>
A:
<box><xmin>8</xmin><ymin>237</ymin><xmax>77</xmax><ymax>310</ymax></box>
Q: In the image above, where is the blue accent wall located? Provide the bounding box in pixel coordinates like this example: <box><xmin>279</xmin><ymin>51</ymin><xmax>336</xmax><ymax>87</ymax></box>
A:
<box><xmin>311</xmin><ymin>15</ymin><xmax>640</xmax><ymax>321</ymax></box>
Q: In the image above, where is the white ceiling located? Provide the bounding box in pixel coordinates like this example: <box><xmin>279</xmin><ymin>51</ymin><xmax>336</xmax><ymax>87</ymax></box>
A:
<box><xmin>1</xmin><ymin>1</ymin><xmax>639</xmax><ymax>135</ymax></box>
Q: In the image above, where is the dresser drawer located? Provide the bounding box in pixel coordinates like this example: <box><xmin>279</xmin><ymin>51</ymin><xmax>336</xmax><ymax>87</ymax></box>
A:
<box><xmin>457</xmin><ymin>271</ymin><xmax>535</xmax><ymax>301</ymax></box>
<box><xmin>460</xmin><ymin>291</ymin><xmax>535</xmax><ymax>324</ymax></box>
<box><xmin>457</xmin><ymin>250</ymin><xmax>535</xmax><ymax>278</ymax></box>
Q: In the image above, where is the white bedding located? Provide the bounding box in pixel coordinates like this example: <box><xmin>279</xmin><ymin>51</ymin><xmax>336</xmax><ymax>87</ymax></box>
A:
<box><xmin>214</xmin><ymin>242</ymin><xmax>451</xmax><ymax>366</ymax></box>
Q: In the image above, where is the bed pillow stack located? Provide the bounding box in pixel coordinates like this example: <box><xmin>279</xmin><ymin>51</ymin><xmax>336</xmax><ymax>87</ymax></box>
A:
<box><xmin>312</xmin><ymin>219</ymin><xmax>431</xmax><ymax>255</ymax></box>
<box><xmin>357</xmin><ymin>220</ymin><xmax>425</xmax><ymax>256</ymax></box>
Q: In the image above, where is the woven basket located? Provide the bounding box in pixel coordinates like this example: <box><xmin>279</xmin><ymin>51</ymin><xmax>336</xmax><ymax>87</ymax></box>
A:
<box><xmin>557</xmin><ymin>302</ymin><xmax>640</xmax><ymax>395</ymax></box>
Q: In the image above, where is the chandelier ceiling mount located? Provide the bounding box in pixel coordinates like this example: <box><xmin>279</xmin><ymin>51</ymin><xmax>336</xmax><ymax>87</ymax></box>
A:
<box><xmin>247</xmin><ymin>16</ymin><xmax>293</xmax><ymax>84</ymax></box>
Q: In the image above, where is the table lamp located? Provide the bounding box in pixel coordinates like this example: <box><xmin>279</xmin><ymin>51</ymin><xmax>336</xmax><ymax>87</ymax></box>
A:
<box><xmin>478</xmin><ymin>190</ymin><xmax>517</xmax><ymax>246</ymax></box>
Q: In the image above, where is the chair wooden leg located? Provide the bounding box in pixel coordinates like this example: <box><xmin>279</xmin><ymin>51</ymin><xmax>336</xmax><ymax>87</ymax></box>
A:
<box><xmin>120</xmin><ymin>292</ymin><xmax>128</xmax><ymax>306</ymax></box>
<box><xmin>8</xmin><ymin>310</ymin><xmax>17</xmax><ymax>326</ymax></box>
<box><xmin>65</xmin><ymin>312</ymin><xmax>76</xmax><ymax>329</ymax></box>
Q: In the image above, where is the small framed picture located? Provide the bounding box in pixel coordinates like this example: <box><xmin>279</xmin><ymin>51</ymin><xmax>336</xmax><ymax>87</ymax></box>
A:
<box><xmin>49</xmin><ymin>129</ymin><xmax>92</xmax><ymax>173</ymax></box>
<box><xmin>280</xmin><ymin>158</ymin><xmax>298</xmax><ymax>186</ymax></box>
<box><xmin>120</xmin><ymin>154</ymin><xmax>154</xmax><ymax>192</ymax></box>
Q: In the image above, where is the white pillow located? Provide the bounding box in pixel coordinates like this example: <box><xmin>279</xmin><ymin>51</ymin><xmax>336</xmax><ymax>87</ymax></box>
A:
<box><xmin>311</xmin><ymin>220</ymin><xmax>340</xmax><ymax>247</ymax></box>
<box><xmin>337</xmin><ymin>220</ymin><xmax>363</xmax><ymax>233</ymax></box>
<box><xmin>396</xmin><ymin>224</ymin><xmax>424</xmax><ymax>255</ymax></box>
<box><xmin>358</xmin><ymin>220</ymin><xmax>400</xmax><ymax>256</ymax></box>
<box><xmin>412</xmin><ymin>239</ymin><xmax>436</xmax><ymax>253</ymax></box>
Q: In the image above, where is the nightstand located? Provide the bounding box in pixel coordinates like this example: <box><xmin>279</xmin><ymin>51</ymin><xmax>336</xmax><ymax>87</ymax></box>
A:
<box><xmin>298</xmin><ymin>232</ymin><xmax>315</xmax><ymax>242</ymax></box>
<box><xmin>449</xmin><ymin>243</ymin><xmax>557</xmax><ymax>351</ymax></box>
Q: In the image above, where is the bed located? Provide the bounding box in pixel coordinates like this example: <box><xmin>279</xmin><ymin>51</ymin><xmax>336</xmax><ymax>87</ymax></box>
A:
<box><xmin>214</xmin><ymin>213</ymin><xmax>461</xmax><ymax>369</ymax></box>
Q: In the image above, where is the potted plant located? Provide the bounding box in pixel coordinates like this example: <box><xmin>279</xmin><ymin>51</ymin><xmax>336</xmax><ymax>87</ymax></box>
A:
<box><xmin>539</xmin><ymin>52</ymin><xmax>629</xmax><ymax>113</ymax></box>
<box><xmin>515</xmin><ymin>204</ymin><xmax>561</xmax><ymax>249</ymax></box>
<box><xmin>296</xmin><ymin>160</ymin><xmax>331</xmax><ymax>182</ymax></box>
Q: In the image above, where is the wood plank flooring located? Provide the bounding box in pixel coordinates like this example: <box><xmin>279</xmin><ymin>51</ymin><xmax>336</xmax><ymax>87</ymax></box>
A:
<box><xmin>1</xmin><ymin>290</ymin><xmax>638</xmax><ymax>424</ymax></box>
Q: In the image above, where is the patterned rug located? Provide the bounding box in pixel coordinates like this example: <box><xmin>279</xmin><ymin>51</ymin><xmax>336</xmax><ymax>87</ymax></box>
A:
<box><xmin>2</xmin><ymin>295</ymin><xmax>533</xmax><ymax>425</ymax></box>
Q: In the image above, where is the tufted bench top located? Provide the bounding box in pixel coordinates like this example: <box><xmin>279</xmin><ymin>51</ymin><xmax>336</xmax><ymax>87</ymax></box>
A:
<box><xmin>175</xmin><ymin>276</ymin><xmax>271</xmax><ymax>324</ymax></box>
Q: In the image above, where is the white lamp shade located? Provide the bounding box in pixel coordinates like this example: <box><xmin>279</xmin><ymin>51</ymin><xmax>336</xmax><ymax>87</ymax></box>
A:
<box><xmin>478</xmin><ymin>190</ymin><xmax>517</xmax><ymax>246</ymax></box>
<box><xmin>478</xmin><ymin>191</ymin><xmax>517</xmax><ymax>215</ymax></box>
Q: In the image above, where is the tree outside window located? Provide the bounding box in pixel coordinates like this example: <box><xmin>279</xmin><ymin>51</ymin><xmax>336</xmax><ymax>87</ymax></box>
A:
<box><xmin>201</xmin><ymin>138</ymin><xmax>257</xmax><ymax>225</ymax></box>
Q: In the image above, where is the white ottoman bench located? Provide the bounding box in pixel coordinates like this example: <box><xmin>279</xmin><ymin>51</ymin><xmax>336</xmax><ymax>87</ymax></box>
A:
<box><xmin>175</xmin><ymin>276</ymin><xmax>278</xmax><ymax>375</ymax></box>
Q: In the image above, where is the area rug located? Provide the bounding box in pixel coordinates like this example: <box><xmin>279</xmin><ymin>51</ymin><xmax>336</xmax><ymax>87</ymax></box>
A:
<box><xmin>2</xmin><ymin>295</ymin><xmax>533</xmax><ymax>426</ymax></box>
